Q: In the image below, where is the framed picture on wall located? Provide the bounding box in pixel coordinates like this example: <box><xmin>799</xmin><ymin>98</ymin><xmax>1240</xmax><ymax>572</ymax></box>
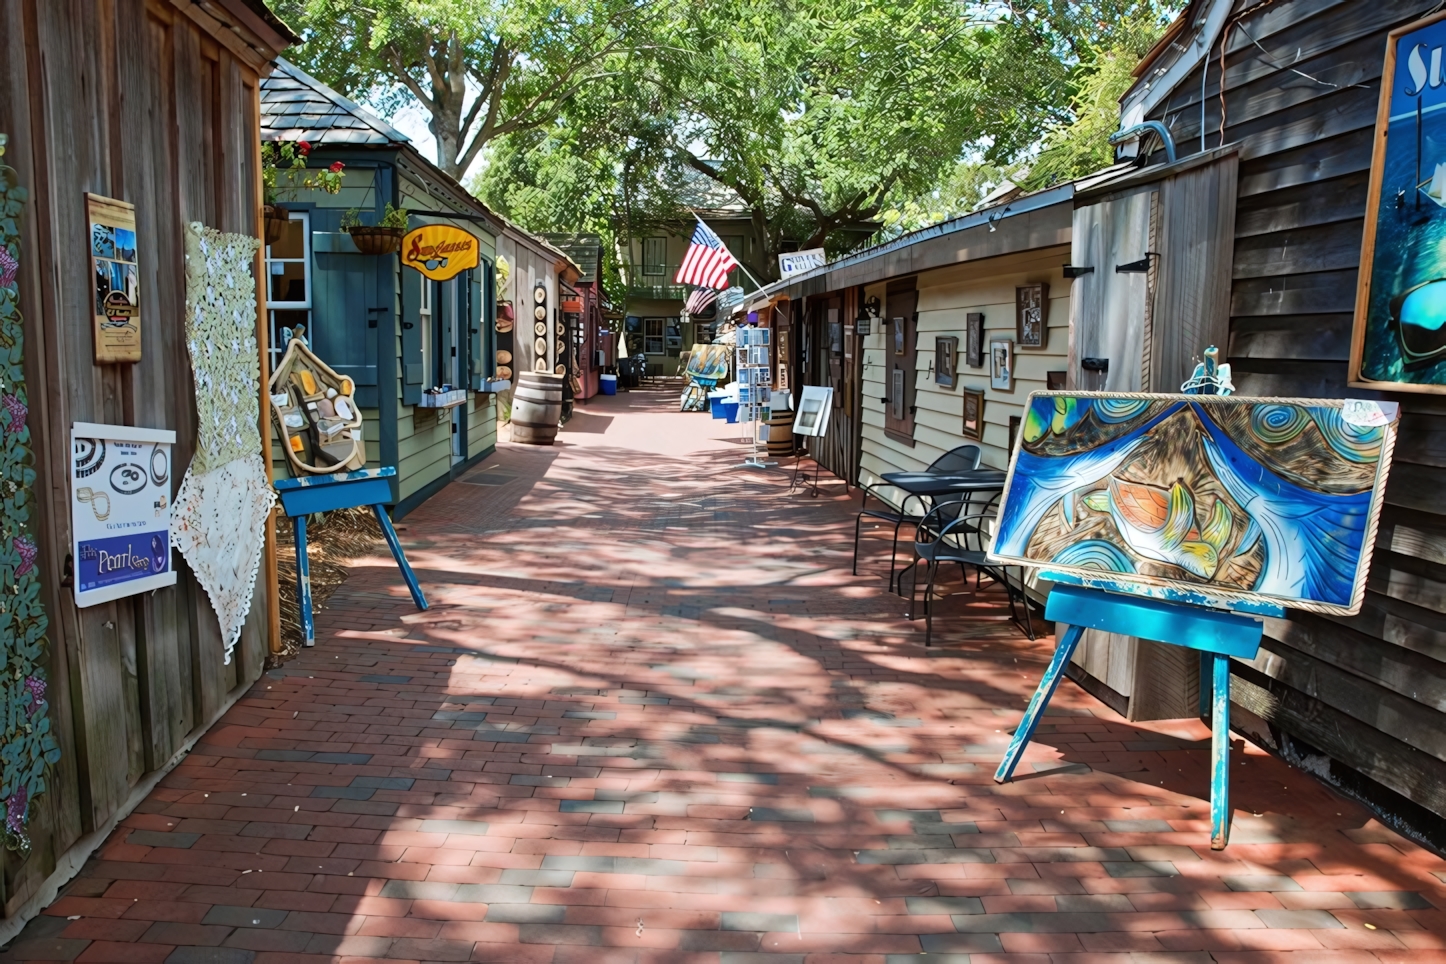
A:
<box><xmin>962</xmin><ymin>387</ymin><xmax>985</xmax><ymax>440</ymax></box>
<box><xmin>934</xmin><ymin>336</ymin><xmax>958</xmax><ymax>389</ymax></box>
<box><xmin>893</xmin><ymin>316</ymin><xmax>906</xmax><ymax>356</ymax></box>
<box><xmin>990</xmin><ymin>339</ymin><xmax>1014</xmax><ymax>391</ymax></box>
<box><xmin>1047</xmin><ymin>370</ymin><xmax>1067</xmax><ymax>390</ymax></box>
<box><xmin>965</xmin><ymin>312</ymin><xmax>984</xmax><ymax>368</ymax></box>
<box><xmin>1008</xmin><ymin>415</ymin><xmax>1021</xmax><ymax>454</ymax></box>
<box><xmin>1016</xmin><ymin>283</ymin><xmax>1048</xmax><ymax>349</ymax></box>
<box><xmin>1350</xmin><ymin>9</ymin><xmax>1446</xmax><ymax>394</ymax></box>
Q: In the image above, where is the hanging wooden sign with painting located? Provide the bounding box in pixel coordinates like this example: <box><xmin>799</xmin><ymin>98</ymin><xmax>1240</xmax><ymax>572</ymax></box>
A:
<box><xmin>87</xmin><ymin>193</ymin><xmax>140</xmax><ymax>363</ymax></box>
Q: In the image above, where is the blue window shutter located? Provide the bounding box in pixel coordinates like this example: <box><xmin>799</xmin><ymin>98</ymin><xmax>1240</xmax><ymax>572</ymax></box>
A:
<box><xmin>311</xmin><ymin>253</ymin><xmax>379</xmax><ymax>406</ymax></box>
<box><xmin>401</xmin><ymin>264</ymin><xmax>423</xmax><ymax>405</ymax></box>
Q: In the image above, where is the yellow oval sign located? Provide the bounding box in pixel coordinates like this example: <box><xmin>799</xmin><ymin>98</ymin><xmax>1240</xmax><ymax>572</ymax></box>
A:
<box><xmin>402</xmin><ymin>225</ymin><xmax>479</xmax><ymax>282</ymax></box>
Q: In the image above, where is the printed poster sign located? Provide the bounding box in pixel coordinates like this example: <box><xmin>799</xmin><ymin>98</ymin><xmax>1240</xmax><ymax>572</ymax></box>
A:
<box><xmin>402</xmin><ymin>224</ymin><xmax>479</xmax><ymax>282</ymax></box>
<box><xmin>71</xmin><ymin>422</ymin><xmax>177</xmax><ymax>607</ymax></box>
<box><xmin>87</xmin><ymin>194</ymin><xmax>140</xmax><ymax>363</ymax></box>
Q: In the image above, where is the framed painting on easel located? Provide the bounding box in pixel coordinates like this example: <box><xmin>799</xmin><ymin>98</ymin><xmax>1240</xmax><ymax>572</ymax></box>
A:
<box><xmin>1350</xmin><ymin>9</ymin><xmax>1446</xmax><ymax>393</ymax></box>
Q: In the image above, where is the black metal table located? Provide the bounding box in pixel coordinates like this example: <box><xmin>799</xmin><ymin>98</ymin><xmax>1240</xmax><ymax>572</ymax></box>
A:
<box><xmin>878</xmin><ymin>469</ymin><xmax>1007</xmax><ymax>497</ymax></box>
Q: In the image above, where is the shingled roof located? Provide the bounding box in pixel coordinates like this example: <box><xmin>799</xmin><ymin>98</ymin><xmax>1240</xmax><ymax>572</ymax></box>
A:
<box><xmin>260</xmin><ymin>59</ymin><xmax>407</xmax><ymax>146</ymax></box>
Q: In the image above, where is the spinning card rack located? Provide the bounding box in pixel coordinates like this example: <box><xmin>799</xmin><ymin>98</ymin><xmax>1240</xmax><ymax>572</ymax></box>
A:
<box><xmin>735</xmin><ymin>327</ymin><xmax>775</xmax><ymax>469</ymax></box>
<box><xmin>273</xmin><ymin>467</ymin><xmax>428</xmax><ymax>648</ymax></box>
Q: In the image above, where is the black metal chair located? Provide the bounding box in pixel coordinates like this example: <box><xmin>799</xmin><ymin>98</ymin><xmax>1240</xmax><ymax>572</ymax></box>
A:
<box><xmin>905</xmin><ymin>502</ymin><xmax>1036</xmax><ymax>645</ymax></box>
<box><xmin>852</xmin><ymin>444</ymin><xmax>982</xmax><ymax>590</ymax></box>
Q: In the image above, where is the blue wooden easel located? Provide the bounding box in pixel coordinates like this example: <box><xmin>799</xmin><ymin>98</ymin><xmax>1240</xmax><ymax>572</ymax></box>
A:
<box><xmin>994</xmin><ymin>578</ymin><xmax>1277</xmax><ymax>849</ymax></box>
<box><xmin>273</xmin><ymin>467</ymin><xmax>428</xmax><ymax>648</ymax></box>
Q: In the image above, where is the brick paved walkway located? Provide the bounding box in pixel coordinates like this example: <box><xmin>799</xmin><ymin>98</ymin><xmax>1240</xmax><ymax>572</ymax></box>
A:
<box><xmin>8</xmin><ymin>388</ymin><xmax>1445</xmax><ymax>963</ymax></box>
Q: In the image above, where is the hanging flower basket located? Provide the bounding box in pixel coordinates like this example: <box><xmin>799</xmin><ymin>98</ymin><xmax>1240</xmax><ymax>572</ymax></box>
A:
<box><xmin>346</xmin><ymin>225</ymin><xmax>403</xmax><ymax>255</ymax></box>
<box><xmin>263</xmin><ymin>204</ymin><xmax>289</xmax><ymax>245</ymax></box>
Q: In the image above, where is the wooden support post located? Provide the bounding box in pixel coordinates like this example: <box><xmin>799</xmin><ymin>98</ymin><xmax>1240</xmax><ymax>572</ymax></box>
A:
<box><xmin>293</xmin><ymin>514</ymin><xmax>313</xmax><ymax>649</ymax></box>
<box><xmin>372</xmin><ymin>504</ymin><xmax>428</xmax><ymax>612</ymax></box>
<box><xmin>995</xmin><ymin>623</ymin><xmax>1085</xmax><ymax>783</ymax></box>
<box><xmin>1211</xmin><ymin>653</ymin><xmax>1233</xmax><ymax>849</ymax></box>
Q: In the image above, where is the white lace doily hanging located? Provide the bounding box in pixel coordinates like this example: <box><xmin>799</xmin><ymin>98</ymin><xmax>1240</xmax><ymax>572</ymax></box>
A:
<box><xmin>175</xmin><ymin>222</ymin><xmax>275</xmax><ymax>661</ymax></box>
<box><xmin>173</xmin><ymin>455</ymin><xmax>275</xmax><ymax>661</ymax></box>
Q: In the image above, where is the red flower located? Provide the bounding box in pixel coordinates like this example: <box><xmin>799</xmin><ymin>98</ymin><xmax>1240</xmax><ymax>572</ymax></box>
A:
<box><xmin>329</xmin><ymin>161</ymin><xmax>345</xmax><ymax>173</ymax></box>
<box><xmin>298</xmin><ymin>140</ymin><xmax>311</xmax><ymax>156</ymax></box>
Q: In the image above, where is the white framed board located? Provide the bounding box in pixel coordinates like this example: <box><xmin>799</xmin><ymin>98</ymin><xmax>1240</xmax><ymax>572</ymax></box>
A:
<box><xmin>71</xmin><ymin>422</ymin><xmax>177</xmax><ymax>607</ymax></box>
<box><xmin>792</xmin><ymin>385</ymin><xmax>834</xmax><ymax>438</ymax></box>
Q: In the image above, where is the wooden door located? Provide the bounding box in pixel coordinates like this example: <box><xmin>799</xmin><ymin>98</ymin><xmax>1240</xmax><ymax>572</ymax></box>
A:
<box><xmin>1068</xmin><ymin>188</ymin><xmax>1152</xmax><ymax>391</ymax></box>
<box><xmin>311</xmin><ymin>249</ymin><xmax>380</xmax><ymax>407</ymax></box>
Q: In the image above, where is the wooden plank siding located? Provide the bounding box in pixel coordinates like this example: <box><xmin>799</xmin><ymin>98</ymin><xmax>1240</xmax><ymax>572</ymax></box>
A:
<box><xmin>1141</xmin><ymin>0</ymin><xmax>1446</xmax><ymax>842</ymax></box>
<box><xmin>0</xmin><ymin>0</ymin><xmax>286</xmax><ymax>928</ymax></box>
<box><xmin>858</xmin><ymin>247</ymin><xmax>1072</xmax><ymax>485</ymax></box>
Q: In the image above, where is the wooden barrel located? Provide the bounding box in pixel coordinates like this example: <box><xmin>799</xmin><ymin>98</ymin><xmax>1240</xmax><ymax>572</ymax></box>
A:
<box><xmin>766</xmin><ymin>410</ymin><xmax>796</xmax><ymax>457</ymax></box>
<box><xmin>511</xmin><ymin>371</ymin><xmax>564</xmax><ymax>445</ymax></box>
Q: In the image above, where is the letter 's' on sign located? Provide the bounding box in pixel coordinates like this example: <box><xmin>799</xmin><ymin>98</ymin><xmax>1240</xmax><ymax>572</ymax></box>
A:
<box><xmin>402</xmin><ymin>224</ymin><xmax>480</xmax><ymax>282</ymax></box>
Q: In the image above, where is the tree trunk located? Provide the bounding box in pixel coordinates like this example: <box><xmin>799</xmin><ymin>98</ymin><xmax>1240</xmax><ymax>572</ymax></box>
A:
<box><xmin>430</xmin><ymin>104</ymin><xmax>463</xmax><ymax>179</ymax></box>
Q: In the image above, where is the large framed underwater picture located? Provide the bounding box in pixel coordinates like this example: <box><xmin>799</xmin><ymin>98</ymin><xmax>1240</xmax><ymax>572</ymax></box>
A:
<box><xmin>1352</xmin><ymin>10</ymin><xmax>1446</xmax><ymax>393</ymax></box>
<box><xmin>987</xmin><ymin>393</ymin><xmax>1400</xmax><ymax>616</ymax></box>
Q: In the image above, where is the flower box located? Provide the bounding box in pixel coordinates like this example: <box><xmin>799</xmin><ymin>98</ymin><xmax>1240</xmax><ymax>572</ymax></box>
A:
<box><xmin>417</xmin><ymin>388</ymin><xmax>467</xmax><ymax>409</ymax></box>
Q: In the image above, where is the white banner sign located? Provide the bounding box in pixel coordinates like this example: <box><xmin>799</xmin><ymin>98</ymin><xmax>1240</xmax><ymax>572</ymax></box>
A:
<box><xmin>71</xmin><ymin>422</ymin><xmax>177</xmax><ymax>607</ymax></box>
<box><xmin>778</xmin><ymin>248</ymin><xmax>826</xmax><ymax>279</ymax></box>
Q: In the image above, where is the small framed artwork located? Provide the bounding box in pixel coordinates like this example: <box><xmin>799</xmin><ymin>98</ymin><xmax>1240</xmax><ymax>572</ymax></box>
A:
<box><xmin>965</xmin><ymin>312</ymin><xmax>983</xmax><ymax>368</ymax></box>
<box><xmin>1016</xmin><ymin>283</ymin><xmax>1048</xmax><ymax>349</ymax></box>
<box><xmin>961</xmin><ymin>387</ymin><xmax>985</xmax><ymax>440</ymax></box>
<box><xmin>934</xmin><ymin>336</ymin><xmax>958</xmax><ymax>389</ymax></box>
<box><xmin>892</xmin><ymin>316</ymin><xmax>906</xmax><ymax>355</ymax></box>
<box><xmin>1008</xmin><ymin>415</ymin><xmax>1021</xmax><ymax>454</ymax></box>
<box><xmin>990</xmin><ymin>339</ymin><xmax>1014</xmax><ymax>391</ymax></box>
<box><xmin>1047</xmin><ymin>370</ymin><xmax>1067</xmax><ymax>390</ymax></box>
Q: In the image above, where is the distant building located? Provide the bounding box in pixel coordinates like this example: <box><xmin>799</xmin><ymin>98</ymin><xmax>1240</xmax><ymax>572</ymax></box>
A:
<box><xmin>618</xmin><ymin>173</ymin><xmax>875</xmax><ymax>374</ymax></box>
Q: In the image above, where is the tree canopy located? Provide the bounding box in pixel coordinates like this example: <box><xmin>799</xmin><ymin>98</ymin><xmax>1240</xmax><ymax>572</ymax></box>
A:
<box><xmin>278</xmin><ymin>0</ymin><xmax>1177</xmax><ymax>286</ymax></box>
<box><xmin>273</xmin><ymin>0</ymin><xmax>667</xmax><ymax>178</ymax></box>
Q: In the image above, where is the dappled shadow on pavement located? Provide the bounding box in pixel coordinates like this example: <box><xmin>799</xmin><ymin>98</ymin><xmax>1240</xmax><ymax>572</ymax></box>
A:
<box><xmin>8</xmin><ymin>390</ymin><xmax>1444</xmax><ymax>964</ymax></box>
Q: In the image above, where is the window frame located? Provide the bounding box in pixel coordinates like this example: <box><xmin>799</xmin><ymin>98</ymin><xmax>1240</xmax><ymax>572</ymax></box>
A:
<box><xmin>642</xmin><ymin>237</ymin><xmax>667</xmax><ymax>277</ymax></box>
<box><xmin>265</xmin><ymin>210</ymin><xmax>311</xmax><ymax>309</ymax></box>
<box><xmin>265</xmin><ymin>211</ymin><xmax>311</xmax><ymax>369</ymax></box>
<box><xmin>644</xmin><ymin>317</ymin><xmax>665</xmax><ymax>355</ymax></box>
<box><xmin>419</xmin><ymin>275</ymin><xmax>435</xmax><ymax>387</ymax></box>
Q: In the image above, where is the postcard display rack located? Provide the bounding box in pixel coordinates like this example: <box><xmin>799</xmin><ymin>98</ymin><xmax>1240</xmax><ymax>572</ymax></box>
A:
<box><xmin>735</xmin><ymin>327</ymin><xmax>775</xmax><ymax>468</ymax></box>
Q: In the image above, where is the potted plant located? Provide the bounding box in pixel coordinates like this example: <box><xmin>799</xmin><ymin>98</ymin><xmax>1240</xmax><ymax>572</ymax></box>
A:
<box><xmin>261</xmin><ymin>140</ymin><xmax>345</xmax><ymax>244</ymax></box>
<box><xmin>342</xmin><ymin>203</ymin><xmax>408</xmax><ymax>255</ymax></box>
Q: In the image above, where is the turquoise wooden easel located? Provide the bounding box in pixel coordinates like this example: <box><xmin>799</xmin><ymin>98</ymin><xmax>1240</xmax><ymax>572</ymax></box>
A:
<box><xmin>274</xmin><ymin>467</ymin><xmax>428</xmax><ymax>648</ymax></box>
<box><xmin>994</xmin><ymin>577</ymin><xmax>1278</xmax><ymax>849</ymax></box>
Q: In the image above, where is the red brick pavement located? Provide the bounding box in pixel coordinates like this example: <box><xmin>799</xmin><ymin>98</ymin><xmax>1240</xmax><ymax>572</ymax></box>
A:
<box><xmin>7</xmin><ymin>388</ymin><xmax>1444</xmax><ymax>963</ymax></box>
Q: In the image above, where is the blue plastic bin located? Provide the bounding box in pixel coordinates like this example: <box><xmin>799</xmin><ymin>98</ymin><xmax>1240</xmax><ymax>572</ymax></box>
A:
<box><xmin>600</xmin><ymin>374</ymin><xmax>617</xmax><ymax>396</ymax></box>
<box><xmin>719</xmin><ymin>400</ymin><xmax>739</xmax><ymax>423</ymax></box>
<box><xmin>708</xmin><ymin>392</ymin><xmax>728</xmax><ymax>419</ymax></box>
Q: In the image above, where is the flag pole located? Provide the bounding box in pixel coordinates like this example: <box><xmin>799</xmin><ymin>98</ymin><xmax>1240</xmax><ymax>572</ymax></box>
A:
<box><xmin>691</xmin><ymin>210</ymin><xmax>766</xmax><ymax>293</ymax></box>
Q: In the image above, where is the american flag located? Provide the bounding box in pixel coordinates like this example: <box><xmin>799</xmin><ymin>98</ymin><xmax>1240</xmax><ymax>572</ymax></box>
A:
<box><xmin>684</xmin><ymin>286</ymin><xmax>718</xmax><ymax>315</ymax></box>
<box><xmin>674</xmin><ymin>218</ymin><xmax>738</xmax><ymax>289</ymax></box>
